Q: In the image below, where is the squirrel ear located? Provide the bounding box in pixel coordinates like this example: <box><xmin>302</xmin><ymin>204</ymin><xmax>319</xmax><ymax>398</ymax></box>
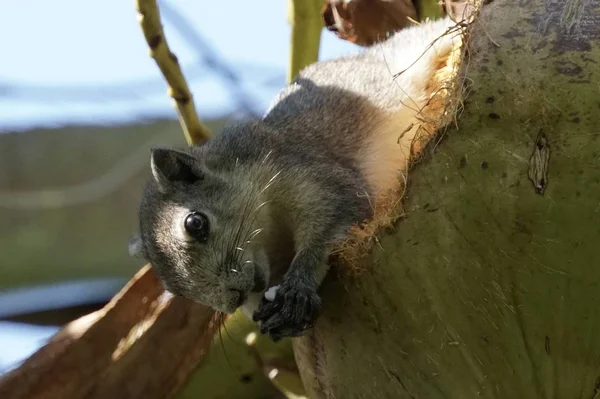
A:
<box><xmin>128</xmin><ymin>233</ymin><xmax>146</xmax><ymax>259</ymax></box>
<box><xmin>150</xmin><ymin>148</ymin><xmax>202</xmax><ymax>192</ymax></box>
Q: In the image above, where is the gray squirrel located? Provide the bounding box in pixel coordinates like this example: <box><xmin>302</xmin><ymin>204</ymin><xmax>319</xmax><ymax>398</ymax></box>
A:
<box><xmin>129</xmin><ymin>16</ymin><xmax>461</xmax><ymax>341</ymax></box>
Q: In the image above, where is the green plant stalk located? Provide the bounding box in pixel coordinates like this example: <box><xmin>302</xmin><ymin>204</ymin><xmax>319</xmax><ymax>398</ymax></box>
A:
<box><xmin>287</xmin><ymin>0</ymin><xmax>323</xmax><ymax>83</ymax></box>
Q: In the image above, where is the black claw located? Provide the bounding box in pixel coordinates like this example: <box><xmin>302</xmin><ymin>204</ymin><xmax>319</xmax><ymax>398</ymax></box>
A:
<box><xmin>252</xmin><ymin>298</ymin><xmax>278</xmax><ymax>322</ymax></box>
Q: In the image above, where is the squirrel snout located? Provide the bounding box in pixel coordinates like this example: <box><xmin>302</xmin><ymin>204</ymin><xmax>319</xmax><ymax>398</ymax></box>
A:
<box><xmin>229</xmin><ymin>289</ymin><xmax>246</xmax><ymax>308</ymax></box>
<box><xmin>226</xmin><ymin>261</ymin><xmax>266</xmax><ymax>296</ymax></box>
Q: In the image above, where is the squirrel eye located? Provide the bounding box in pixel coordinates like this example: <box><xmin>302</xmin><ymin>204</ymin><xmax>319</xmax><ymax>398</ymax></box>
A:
<box><xmin>184</xmin><ymin>212</ymin><xmax>209</xmax><ymax>242</ymax></box>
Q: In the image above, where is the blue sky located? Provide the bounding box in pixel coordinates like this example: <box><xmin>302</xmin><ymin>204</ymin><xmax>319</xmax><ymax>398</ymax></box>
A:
<box><xmin>0</xmin><ymin>0</ymin><xmax>360</xmax><ymax>131</ymax></box>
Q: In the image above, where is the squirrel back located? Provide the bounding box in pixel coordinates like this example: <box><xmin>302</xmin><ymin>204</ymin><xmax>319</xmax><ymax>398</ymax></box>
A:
<box><xmin>262</xmin><ymin>16</ymin><xmax>460</xmax><ymax>197</ymax></box>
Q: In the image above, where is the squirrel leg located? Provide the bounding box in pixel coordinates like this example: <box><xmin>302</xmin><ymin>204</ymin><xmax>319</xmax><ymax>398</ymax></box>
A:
<box><xmin>253</xmin><ymin>245</ymin><xmax>328</xmax><ymax>341</ymax></box>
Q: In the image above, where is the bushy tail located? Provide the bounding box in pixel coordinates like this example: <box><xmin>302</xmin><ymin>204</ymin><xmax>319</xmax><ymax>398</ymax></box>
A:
<box><xmin>376</xmin><ymin>16</ymin><xmax>464</xmax><ymax>106</ymax></box>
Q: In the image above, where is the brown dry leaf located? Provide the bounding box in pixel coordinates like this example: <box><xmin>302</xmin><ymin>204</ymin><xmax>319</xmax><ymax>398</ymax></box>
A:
<box><xmin>322</xmin><ymin>0</ymin><xmax>418</xmax><ymax>47</ymax></box>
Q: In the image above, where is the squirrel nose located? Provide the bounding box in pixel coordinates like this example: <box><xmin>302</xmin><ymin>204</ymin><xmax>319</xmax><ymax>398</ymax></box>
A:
<box><xmin>229</xmin><ymin>289</ymin><xmax>246</xmax><ymax>307</ymax></box>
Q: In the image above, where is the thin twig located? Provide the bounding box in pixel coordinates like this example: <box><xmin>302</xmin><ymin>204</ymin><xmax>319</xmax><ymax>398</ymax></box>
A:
<box><xmin>159</xmin><ymin>2</ymin><xmax>262</xmax><ymax>117</ymax></box>
<box><xmin>135</xmin><ymin>0</ymin><xmax>211</xmax><ymax>145</ymax></box>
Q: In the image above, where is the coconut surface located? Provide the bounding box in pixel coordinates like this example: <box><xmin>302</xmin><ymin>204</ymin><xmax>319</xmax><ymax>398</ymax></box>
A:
<box><xmin>293</xmin><ymin>1</ymin><xmax>600</xmax><ymax>398</ymax></box>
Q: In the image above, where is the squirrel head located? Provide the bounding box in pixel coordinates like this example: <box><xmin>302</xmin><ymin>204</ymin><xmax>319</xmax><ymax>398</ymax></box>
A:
<box><xmin>129</xmin><ymin>147</ymin><xmax>272</xmax><ymax>314</ymax></box>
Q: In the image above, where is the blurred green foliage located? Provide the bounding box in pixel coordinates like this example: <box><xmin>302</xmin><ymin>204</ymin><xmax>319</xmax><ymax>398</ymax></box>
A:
<box><xmin>0</xmin><ymin>119</ymin><xmax>226</xmax><ymax>290</ymax></box>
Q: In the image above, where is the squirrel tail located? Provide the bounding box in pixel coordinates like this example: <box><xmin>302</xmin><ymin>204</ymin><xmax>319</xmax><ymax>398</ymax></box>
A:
<box><xmin>378</xmin><ymin>16</ymin><xmax>464</xmax><ymax>105</ymax></box>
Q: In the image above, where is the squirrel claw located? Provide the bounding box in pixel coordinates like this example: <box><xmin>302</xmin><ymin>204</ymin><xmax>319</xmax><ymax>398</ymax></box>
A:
<box><xmin>253</xmin><ymin>282</ymin><xmax>321</xmax><ymax>341</ymax></box>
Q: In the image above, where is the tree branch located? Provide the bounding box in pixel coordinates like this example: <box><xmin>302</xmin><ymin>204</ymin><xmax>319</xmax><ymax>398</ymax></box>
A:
<box><xmin>135</xmin><ymin>0</ymin><xmax>212</xmax><ymax>144</ymax></box>
<box><xmin>0</xmin><ymin>266</ymin><xmax>219</xmax><ymax>399</ymax></box>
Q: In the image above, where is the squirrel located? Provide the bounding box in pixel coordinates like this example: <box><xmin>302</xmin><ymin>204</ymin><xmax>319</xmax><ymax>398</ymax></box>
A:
<box><xmin>128</xmin><ymin>16</ymin><xmax>461</xmax><ymax>341</ymax></box>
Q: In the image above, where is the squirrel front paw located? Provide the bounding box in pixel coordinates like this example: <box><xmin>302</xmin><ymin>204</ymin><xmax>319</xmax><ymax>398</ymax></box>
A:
<box><xmin>253</xmin><ymin>280</ymin><xmax>322</xmax><ymax>341</ymax></box>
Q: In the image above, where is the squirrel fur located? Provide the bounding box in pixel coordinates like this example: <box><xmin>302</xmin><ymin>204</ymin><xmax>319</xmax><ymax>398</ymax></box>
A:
<box><xmin>129</xmin><ymin>16</ymin><xmax>462</xmax><ymax>341</ymax></box>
